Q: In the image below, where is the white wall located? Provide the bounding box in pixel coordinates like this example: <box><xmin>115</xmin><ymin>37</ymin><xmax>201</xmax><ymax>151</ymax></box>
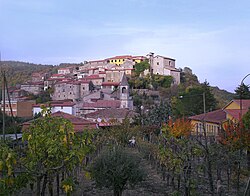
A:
<box><xmin>33</xmin><ymin>106</ymin><xmax>75</xmax><ymax>116</ymax></box>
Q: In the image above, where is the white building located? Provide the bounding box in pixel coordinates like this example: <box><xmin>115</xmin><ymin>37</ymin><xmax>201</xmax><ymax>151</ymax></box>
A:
<box><xmin>33</xmin><ymin>101</ymin><xmax>76</xmax><ymax>116</ymax></box>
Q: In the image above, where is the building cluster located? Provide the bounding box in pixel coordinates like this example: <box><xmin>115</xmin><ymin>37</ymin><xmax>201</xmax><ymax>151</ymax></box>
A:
<box><xmin>1</xmin><ymin>53</ymin><xmax>180</xmax><ymax>129</ymax></box>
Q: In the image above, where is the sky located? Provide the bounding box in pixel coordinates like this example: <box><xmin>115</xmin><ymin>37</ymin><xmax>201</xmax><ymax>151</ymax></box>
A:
<box><xmin>1</xmin><ymin>0</ymin><xmax>250</xmax><ymax>92</ymax></box>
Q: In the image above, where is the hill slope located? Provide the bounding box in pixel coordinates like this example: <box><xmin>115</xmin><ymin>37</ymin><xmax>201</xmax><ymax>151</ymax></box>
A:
<box><xmin>0</xmin><ymin>61</ymin><xmax>54</xmax><ymax>86</ymax></box>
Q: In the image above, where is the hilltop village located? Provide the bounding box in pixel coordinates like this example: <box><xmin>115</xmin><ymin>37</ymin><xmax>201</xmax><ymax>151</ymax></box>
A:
<box><xmin>2</xmin><ymin>53</ymin><xmax>181</xmax><ymax>127</ymax></box>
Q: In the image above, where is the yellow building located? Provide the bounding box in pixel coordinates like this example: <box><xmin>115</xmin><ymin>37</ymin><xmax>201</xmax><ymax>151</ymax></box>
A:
<box><xmin>189</xmin><ymin>109</ymin><xmax>227</xmax><ymax>137</ymax></box>
<box><xmin>189</xmin><ymin>99</ymin><xmax>250</xmax><ymax>137</ymax></box>
<box><xmin>223</xmin><ymin>99</ymin><xmax>250</xmax><ymax>121</ymax></box>
<box><xmin>107</xmin><ymin>55</ymin><xmax>146</xmax><ymax>66</ymax></box>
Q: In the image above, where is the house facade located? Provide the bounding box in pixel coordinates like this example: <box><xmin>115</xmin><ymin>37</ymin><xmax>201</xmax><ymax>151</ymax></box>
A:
<box><xmin>33</xmin><ymin>101</ymin><xmax>76</xmax><ymax>116</ymax></box>
<box><xmin>1</xmin><ymin>99</ymin><xmax>36</xmax><ymax>118</ymax></box>
<box><xmin>150</xmin><ymin>55</ymin><xmax>180</xmax><ymax>85</ymax></box>
<box><xmin>189</xmin><ymin>99</ymin><xmax>250</xmax><ymax>137</ymax></box>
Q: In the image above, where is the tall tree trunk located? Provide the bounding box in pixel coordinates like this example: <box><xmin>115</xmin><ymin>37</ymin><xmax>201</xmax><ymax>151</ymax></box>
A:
<box><xmin>41</xmin><ymin>173</ymin><xmax>48</xmax><ymax>196</ymax></box>
<box><xmin>56</xmin><ymin>173</ymin><xmax>60</xmax><ymax>196</ymax></box>
<box><xmin>36</xmin><ymin>176</ymin><xmax>42</xmax><ymax>196</ymax></box>
<box><xmin>48</xmin><ymin>176</ymin><xmax>53</xmax><ymax>196</ymax></box>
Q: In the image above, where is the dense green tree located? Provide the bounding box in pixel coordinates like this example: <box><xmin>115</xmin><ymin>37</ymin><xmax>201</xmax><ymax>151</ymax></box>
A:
<box><xmin>152</xmin><ymin>75</ymin><xmax>173</xmax><ymax>89</ymax></box>
<box><xmin>91</xmin><ymin>147</ymin><xmax>146</xmax><ymax>196</ymax></box>
<box><xmin>235</xmin><ymin>83</ymin><xmax>250</xmax><ymax>99</ymax></box>
<box><xmin>134</xmin><ymin>60</ymin><xmax>150</xmax><ymax>77</ymax></box>
<box><xmin>173</xmin><ymin>82</ymin><xmax>217</xmax><ymax>117</ymax></box>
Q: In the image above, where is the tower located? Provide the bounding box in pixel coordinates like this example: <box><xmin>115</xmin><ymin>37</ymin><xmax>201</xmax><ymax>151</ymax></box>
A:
<box><xmin>119</xmin><ymin>73</ymin><xmax>133</xmax><ymax>109</ymax></box>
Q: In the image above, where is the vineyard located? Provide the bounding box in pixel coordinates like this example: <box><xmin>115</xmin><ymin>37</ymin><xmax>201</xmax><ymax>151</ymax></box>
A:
<box><xmin>0</xmin><ymin>109</ymin><xmax>249</xmax><ymax>196</ymax></box>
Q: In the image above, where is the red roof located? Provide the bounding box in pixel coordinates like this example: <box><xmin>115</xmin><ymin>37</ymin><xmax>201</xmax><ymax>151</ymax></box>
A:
<box><xmin>88</xmin><ymin>59</ymin><xmax>106</xmax><ymax>63</ymax></box>
<box><xmin>33</xmin><ymin>101</ymin><xmax>75</xmax><ymax>107</ymax></box>
<box><xmin>233</xmin><ymin>99</ymin><xmax>250</xmax><ymax>110</ymax></box>
<box><xmin>85</xmin><ymin>108</ymin><xmax>137</xmax><ymax>119</ymax></box>
<box><xmin>107</xmin><ymin>55</ymin><xmax>132</xmax><ymax>60</ymax></box>
<box><xmin>86</xmin><ymin>74</ymin><xmax>103</xmax><ymax>79</ymax></box>
<box><xmin>102</xmin><ymin>82</ymin><xmax>120</xmax><ymax>86</ymax></box>
<box><xmin>82</xmin><ymin>100</ymin><xmax>121</xmax><ymax>108</ymax></box>
<box><xmin>189</xmin><ymin>109</ymin><xmax>227</xmax><ymax>124</ymax></box>
<box><xmin>23</xmin><ymin>111</ymin><xmax>96</xmax><ymax>132</ymax></box>
<box><xmin>224</xmin><ymin>109</ymin><xmax>248</xmax><ymax>120</ymax></box>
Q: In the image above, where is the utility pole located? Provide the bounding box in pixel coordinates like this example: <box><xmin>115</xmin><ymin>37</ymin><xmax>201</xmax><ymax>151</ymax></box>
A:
<box><xmin>0</xmin><ymin>52</ymin><xmax>6</xmax><ymax>141</ymax></box>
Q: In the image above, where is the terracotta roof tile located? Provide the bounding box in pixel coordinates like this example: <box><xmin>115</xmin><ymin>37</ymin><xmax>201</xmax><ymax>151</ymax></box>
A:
<box><xmin>85</xmin><ymin>108</ymin><xmax>137</xmax><ymax>119</ymax></box>
<box><xmin>189</xmin><ymin>109</ymin><xmax>227</xmax><ymax>124</ymax></box>
<box><xmin>82</xmin><ymin>100</ymin><xmax>121</xmax><ymax>108</ymax></box>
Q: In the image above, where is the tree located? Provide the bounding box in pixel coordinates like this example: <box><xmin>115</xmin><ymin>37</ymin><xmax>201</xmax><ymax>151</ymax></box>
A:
<box><xmin>173</xmin><ymin>82</ymin><xmax>217</xmax><ymax>117</ymax></box>
<box><xmin>235</xmin><ymin>83</ymin><xmax>250</xmax><ymax>99</ymax></box>
<box><xmin>134</xmin><ymin>60</ymin><xmax>150</xmax><ymax>77</ymax></box>
<box><xmin>91</xmin><ymin>147</ymin><xmax>146</xmax><ymax>196</ymax></box>
<box><xmin>152</xmin><ymin>75</ymin><xmax>173</xmax><ymax>90</ymax></box>
<box><xmin>22</xmin><ymin>109</ymin><xmax>94</xmax><ymax>195</ymax></box>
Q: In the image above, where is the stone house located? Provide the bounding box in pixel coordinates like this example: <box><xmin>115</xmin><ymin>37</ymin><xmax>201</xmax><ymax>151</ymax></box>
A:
<box><xmin>85</xmin><ymin>74</ymin><xmax>104</xmax><ymax>86</ymax></box>
<box><xmin>149</xmin><ymin>55</ymin><xmax>180</xmax><ymax>85</ymax></box>
<box><xmin>20</xmin><ymin>82</ymin><xmax>44</xmax><ymax>95</ymax></box>
<box><xmin>52</xmin><ymin>80</ymin><xmax>80</xmax><ymax>101</ymax></box>
<box><xmin>57</xmin><ymin>67</ymin><xmax>74</xmax><ymax>75</ymax></box>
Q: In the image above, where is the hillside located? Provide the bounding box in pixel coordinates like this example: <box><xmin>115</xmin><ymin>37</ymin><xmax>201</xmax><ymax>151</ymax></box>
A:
<box><xmin>211</xmin><ymin>86</ymin><xmax>235</xmax><ymax>108</ymax></box>
<box><xmin>0</xmin><ymin>61</ymin><xmax>54</xmax><ymax>86</ymax></box>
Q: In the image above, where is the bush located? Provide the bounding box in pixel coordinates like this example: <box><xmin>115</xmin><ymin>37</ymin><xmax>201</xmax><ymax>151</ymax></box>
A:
<box><xmin>91</xmin><ymin>147</ymin><xmax>146</xmax><ymax>196</ymax></box>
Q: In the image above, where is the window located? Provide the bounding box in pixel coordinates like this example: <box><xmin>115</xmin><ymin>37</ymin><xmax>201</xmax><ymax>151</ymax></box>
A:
<box><xmin>61</xmin><ymin>106</ymin><xmax>63</xmax><ymax>109</ymax></box>
<box><xmin>122</xmin><ymin>87</ymin><xmax>127</xmax><ymax>93</ymax></box>
<box><xmin>83</xmin><ymin>87</ymin><xmax>85</xmax><ymax>90</ymax></box>
<box><xmin>63</xmin><ymin>89</ymin><xmax>65</xmax><ymax>92</ymax></box>
<box><xmin>157</xmin><ymin>62</ymin><xmax>159</xmax><ymax>65</ymax></box>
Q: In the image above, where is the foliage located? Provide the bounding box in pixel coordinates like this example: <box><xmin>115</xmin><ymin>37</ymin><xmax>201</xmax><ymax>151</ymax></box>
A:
<box><xmin>211</xmin><ymin>86</ymin><xmax>234</xmax><ymax>108</ymax></box>
<box><xmin>0</xmin><ymin>141</ymin><xmax>17</xmax><ymax>195</ymax></box>
<box><xmin>243</xmin><ymin>109</ymin><xmax>250</xmax><ymax>130</ymax></box>
<box><xmin>235</xmin><ymin>83</ymin><xmax>250</xmax><ymax>99</ymax></box>
<box><xmin>104</xmin><ymin>119</ymin><xmax>140</xmax><ymax>147</ymax></box>
<box><xmin>0</xmin><ymin>111</ymin><xmax>23</xmax><ymax>134</ymax></box>
<box><xmin>144</xmin><ymin>101</ymin><xmax>171</xmax><ymax>127</ymax></box>
<box><xmin>152</xmin><ymin>75</ymin><xmax>173</xmax><ymax>89</ymax></box>
<box><xmin>219</xmin><ymin>119</ymin><xmax>250</xmax><ymax>151</ymax></box>
<box><xmin>0</xmin><ymin>61</ymin><xmax>54</xmax><ymax>87</ymax></box>
<box><xmin>173</xmin><ymin>81</ymin><xmax>217</xmax><ymax>117</ymax></box>
<box><xmin>164</xmin><ymin>118</ymin><xmax>194</xmax><ymax>138</ymax></box>
<box><xmin>28</xmin><ymin>88</ymin><xmax>53</xmax><ymax>104</ymax></box>
<box><xmin>22</xmin><ymin>108</ymin><xmax>95</xmax><ymax>195</ymax></box>
<box><xmin>91</xmin><ymin>146</ymin><xmax>146</xmax><ymax>196</ymax></box>
<box><xmin>134</xmin><ymin>60</ymin><xmax>150</xmax><ymax>77</ymax></box>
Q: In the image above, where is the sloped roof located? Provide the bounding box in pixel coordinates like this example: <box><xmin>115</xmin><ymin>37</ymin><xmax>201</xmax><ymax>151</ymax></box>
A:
<box><xmin>224</xmin><ymin>109</ymin><xmax>248</xmax><ymax>120</ymax></box>
<box><xmin>189</xmin><ymin>109</ymin><xmax>227</xmax><ymax>124</ymax></box>
<box><xmin>233</xmin><ymin>99</ymin><xmax>250</xmax><ymax>110</ymax></box>
<box><xmin>23</xmin><ymin>111</ymin><xmax>96</xmax><ymax>132</ymax></box>
<box><xmin>120</xmin><ymin>73</ymin><xmax>129</xmax><ymax>86</ymax></box>
<box><xmin>33</xmin><ymin>101</ymin><xmax>75</xmax><ymax>107</ymax></box>
<box><xmin>102</xmin><ymin>82</ymin><xmax>120</xmax><ymax>86</ymax></box>
<box><xmin>82</xmin><ymin>100</ymin><xmax>121</xmax><ymax>108</ymax></box>
<box><xmin>85</xmin><ymin>108</ymin><xmax>137</xmax><ymax>119</ymax></box>
<box><xmin>223</xmin><ymin>99</ymin><xmax>250</xmax><ymax>110</ymax></box>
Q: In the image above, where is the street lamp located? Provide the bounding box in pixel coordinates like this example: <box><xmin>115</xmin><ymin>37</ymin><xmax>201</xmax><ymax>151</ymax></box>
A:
<box><xmin>240</xmin><ymin>74</ymin><xmax>250</xmax><ymax>118</ymax></box>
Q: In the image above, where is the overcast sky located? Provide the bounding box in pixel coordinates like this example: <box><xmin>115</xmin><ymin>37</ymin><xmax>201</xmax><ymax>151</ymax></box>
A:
<box><xmin>1</xmin><ymin>0</ymin><xmax>250</xmax><ymax>92</ymax></box>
